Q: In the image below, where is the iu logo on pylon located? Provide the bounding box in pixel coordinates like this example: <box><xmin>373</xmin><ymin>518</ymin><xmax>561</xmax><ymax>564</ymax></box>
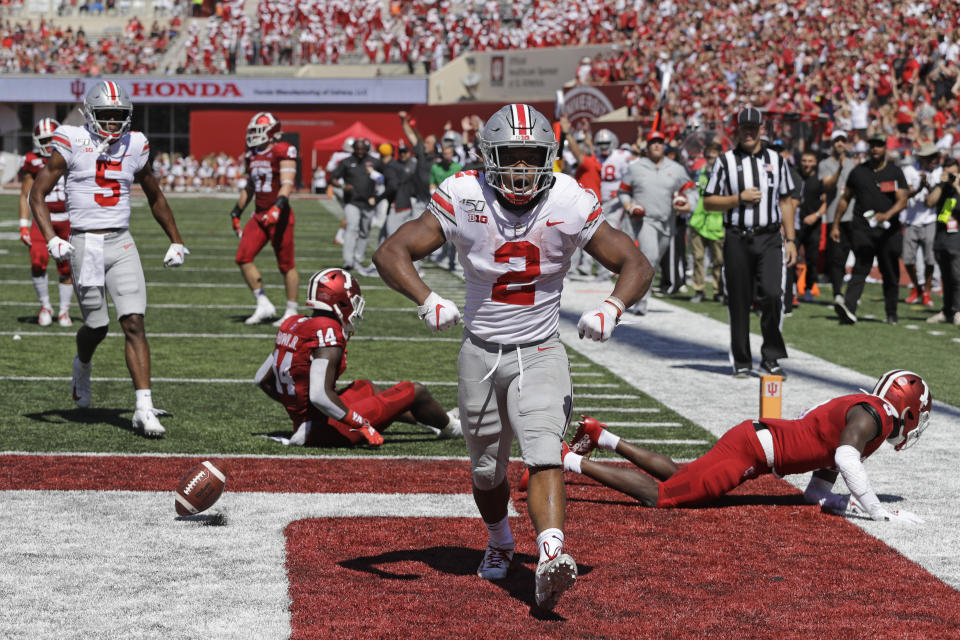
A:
<box><xmin>765</xmin><ymin>381</ymin><xmax>780</xmax><ymax>397</ymax></box>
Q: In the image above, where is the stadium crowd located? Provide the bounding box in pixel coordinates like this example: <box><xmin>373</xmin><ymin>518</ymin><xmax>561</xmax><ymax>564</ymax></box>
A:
<box><xmin>0</xmin><ymin>15</ymin><xmax>179</xmax><ymax>73</ymax></box>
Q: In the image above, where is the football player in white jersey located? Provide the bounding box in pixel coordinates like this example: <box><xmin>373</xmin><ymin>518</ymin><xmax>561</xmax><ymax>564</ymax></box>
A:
<box><xmin>29</xmin><ymin>80</ymin><xmax>187</xmax><ymax>438</ymax></box>
<box><xmin>374</xmin><ymin>103</ymin><xmax>653</xmax><ymax>611</ymax></box>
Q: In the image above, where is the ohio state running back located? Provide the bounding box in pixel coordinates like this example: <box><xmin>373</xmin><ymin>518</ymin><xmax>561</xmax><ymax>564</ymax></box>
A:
<box><xmin>18</xmin><ymin>117</ymin><xmax>73</xmax><ymax>327</ymax></box>
<box><xmin>373</xmin><ymin>103</ymin><xmax>653</xmax><ymax>611</ymax></box>
<box><xmin>230</xmin><ymin>112</ymin><xmax>300</xmax><ymax>327</ymax></box>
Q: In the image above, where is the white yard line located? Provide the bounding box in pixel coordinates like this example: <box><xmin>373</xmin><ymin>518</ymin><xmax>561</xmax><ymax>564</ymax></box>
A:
<box><xmin>558</xmin><ymin>280</ymin><xmax>960</xmax><ymax>590</ymax></box>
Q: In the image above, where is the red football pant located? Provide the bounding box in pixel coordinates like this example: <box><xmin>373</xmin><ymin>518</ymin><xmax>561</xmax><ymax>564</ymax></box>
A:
<box><xmin>657</xmin><ymin>420</ymin><xmax>768</xmax><ymax>508</ymax></box>
<box><xmin>307</xmin><ymin>380</ymin><xmax>416</xmax><ymax>446</ymax></box>
<box><xmin>235</xmin><ymin>209</ymin><xmax>296</xmax><ymax>273</ymax></box>
<box><xmin>30</xmin><ymin>220</ymin><xmax>72</xmax><ymax>277</ymax></box>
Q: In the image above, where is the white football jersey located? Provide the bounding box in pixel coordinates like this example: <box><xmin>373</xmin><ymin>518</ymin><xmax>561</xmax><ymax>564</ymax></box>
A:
<box><xmin>50</xmin><ymin>125</ymin><xmax>150</xmax><ymax>231</ymax></box>
<box><xmin>600</xmin><ymin>149</ymin><xmax>633</xmax><ymax>203</ymax></box>
<box><xmin>429</xmin><ymin>171</ymin><xmax>603</xmax><ymax>343</ymax></box>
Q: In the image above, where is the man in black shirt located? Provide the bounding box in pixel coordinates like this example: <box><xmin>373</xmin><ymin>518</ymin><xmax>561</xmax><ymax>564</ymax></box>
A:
<box><xmin>329</xmin><ymin>139</ymin><xmax>384</xmax><ymax>271</ymax></box>
<box><xmin>830</xmin><ymin>133</ymin><xmax>908</xmax><ymax>325</ymax></box>
<box><xmin>924</xmin><ymin>157</ymin><xmax>960</xmax><ymax>326</ymax></box>
<box><xmin>795</xmin><ymin>150</ymin><xmax>827</xmax><ymax>303</ymax></box>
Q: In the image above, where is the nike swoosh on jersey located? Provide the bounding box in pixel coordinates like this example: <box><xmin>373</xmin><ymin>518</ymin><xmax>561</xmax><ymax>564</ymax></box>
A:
<box><xmin>537</xmin><ymin>346</ymin><xmax>555</xmax><ymax>351</ymax></box>
<box><xmin>545</xmin><ymin>220</ymin><xmax>563</xmax><ymax>227</ymax></box>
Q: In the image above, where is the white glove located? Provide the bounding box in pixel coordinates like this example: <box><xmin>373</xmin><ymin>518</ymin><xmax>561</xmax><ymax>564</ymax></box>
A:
<box><xmin>163</xmin><ymin>243</ymin><xmax>186</xmax><ymax>268</ymax></box>
<box><xmin>577</xmin><ymin>297</ymin><xmax>623</xmax><ymax>342</ymax></box>
<box><xmin>417</xmin><ymin>291</ymin><xmax>460</xmax><ymax>332</ymax></box>
<box><xmin>47</xmin><ymin>236</ymin><xmax>75</xmax><ymax>261</ymax></box>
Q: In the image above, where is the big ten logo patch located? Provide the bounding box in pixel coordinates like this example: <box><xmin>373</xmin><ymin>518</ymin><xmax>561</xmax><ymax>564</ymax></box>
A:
<box><xmin>462</xmin><ymin>199</ymin><xmax>487</xmax><ymax>223</ymax></box>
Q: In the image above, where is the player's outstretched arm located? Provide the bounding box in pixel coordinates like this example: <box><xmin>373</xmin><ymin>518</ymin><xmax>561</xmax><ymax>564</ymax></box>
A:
<box><xmin>585</xmin><ymin>221</ymin><xmax>654</xmax><ymax>308</ymax></box>
<box><xmin>834</xmin><ymin>404</ymin><xmax>923</xmax><ymax>524</ymax></box>
<box><xmin>138</xmin><ymin>165</ymin><xmax>186</xmax><ymax>267</ymax></box>
<box><xmin>308</xmin><ymin>346</ymin><xmax>382</xmax><ymax>446</ymax></box>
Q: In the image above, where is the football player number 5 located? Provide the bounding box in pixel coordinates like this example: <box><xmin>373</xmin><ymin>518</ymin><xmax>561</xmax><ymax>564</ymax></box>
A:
<box><xmin>95</xmin><ymin>159</ymin><xmax>122</xmax><ymax>206</ymax></box>
<box><xmin>492</xmin><ymin>241</ymin><xmax>540</xmax><ymax>306</ymax></box>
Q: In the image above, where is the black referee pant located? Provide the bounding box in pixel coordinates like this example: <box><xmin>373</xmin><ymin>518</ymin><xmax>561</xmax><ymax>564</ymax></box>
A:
<box><xmin>826</xmin><ymin>220</ymin><xmax>853</xmax><ymax>298</ymax></box>
<box><xmin>723</xmin><ymin>228</ymin><xmax>787</xmax><ymax>371</ymax></box>
<box><xmin>844</xmin><ymin>222</ymin><xmax>903</xmax><ymax>319</ymax></box>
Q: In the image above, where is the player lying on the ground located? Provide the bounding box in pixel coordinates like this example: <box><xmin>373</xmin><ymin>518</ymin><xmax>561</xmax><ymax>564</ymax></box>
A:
<box><xmin>253</xmin><ymin>268</ymin><xmax>461</xmax><ymax>447</ymax></box>
<box><xmin>559</xmin><ymin>370</ymin><xmax>931</xmax><ymax>523</ymax></box>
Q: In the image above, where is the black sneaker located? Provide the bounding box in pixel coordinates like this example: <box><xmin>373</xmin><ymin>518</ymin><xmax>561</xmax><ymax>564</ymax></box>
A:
<box><xmin>886</xmin><ymin>315</ymin><xmax>898</xmax><ymax>325</ymax></box>
<box><xmin>733</xmin><ymin>367</ymin><xmax>752</xmax><ymax>379</ymax></box>
<box><xmin>833</xmin><ymin>298</ymin><xmax>857</xmax><ymax>324</ymax></box>
<box><xmin>690</xmin><ymin>292</ymin><xmax>704</xmax><ymax>304</ymax></box>
<box><xmin>760</xmin><ymin>360</ymin><xmax>787</xmax><ymax>380</ymax></box>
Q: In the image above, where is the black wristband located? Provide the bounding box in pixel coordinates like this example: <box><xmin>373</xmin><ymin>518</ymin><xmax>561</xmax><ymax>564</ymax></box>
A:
<box><xmin>230</xmin><ymin>205</ymin><xmax>242</xmax><ymax>219</ymax></box>
<box><xmin>273</xmin><ymin>195</ymin><xmax>289</xmax><ymax>211</ymax></box>
<box><xmin>785</xmin><ymin>238</ymin><xmax>796</xmax><ymax>244</ymax></box>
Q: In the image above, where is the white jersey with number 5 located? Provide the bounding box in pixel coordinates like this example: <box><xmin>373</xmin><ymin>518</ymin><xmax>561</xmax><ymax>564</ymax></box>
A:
<box><xmin>50</xmin><ymin>124</ymin><xmax>150</xmax><ymax>231</ymax></box>
<box><xmin>429</xmin><ymin>170</ymin><xmax>603</xmax><ymax>343</ymax></box>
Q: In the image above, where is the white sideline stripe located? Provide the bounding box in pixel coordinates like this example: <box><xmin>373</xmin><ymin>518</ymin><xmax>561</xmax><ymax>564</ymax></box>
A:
<box><xmin>601</xmin><ymin>422</ymin><xmax>683</xmax><ymax>428</ymax></box>
<box><xmin>569</xmin><ymin>372</ymin><xmax>604</xmax><ymax>377</ymax></box>
<box><xmin>0</xmin><ymin>450</ymin><xmax>476</xmax><ymax>461</ymax></box>
<box><xmin>626</xmin><ymin>439</ymin><xmax>709</xmax><ymax>445</ymax></box>
<box><xmin>0</xmin><ymin>376</ymin><xmax>620</xmax><ymax>390</ymax></box>
<box><xmin>0</xmin><ymin>302</ymin><xmax>415</xmax><ymax>311</ymax></box>
<box><xmin>574</xmin><ymin>394</ymin><xmax>643</xmax><ymax>400</ymax></box>
<box><xmin>573</xmin><ymin>407</ymin><xmax>658</xmax><ymax>413</ymax></box>
<box><xmin>0</xmin><ymin>331</ymin><xmax>461</xmax><ymax>342</ymax></box>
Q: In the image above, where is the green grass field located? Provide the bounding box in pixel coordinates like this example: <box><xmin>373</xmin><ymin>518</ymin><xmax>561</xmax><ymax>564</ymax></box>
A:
<box><xmin>1</xmin><ymin>193</ymin><xmax>955</xmax><ymax>460</ymax></box>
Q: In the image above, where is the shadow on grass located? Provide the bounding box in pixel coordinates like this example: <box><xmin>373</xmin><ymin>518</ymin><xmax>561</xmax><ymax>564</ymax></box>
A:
<box><xmin>22</xmin><ymin>407</ymin><xmax>159</xmax><ymax>439</ymax></box>
<box><xmin>339</xmin><ymin>545</ymin><xmax>592</xmax><ymax>620</ymax></box>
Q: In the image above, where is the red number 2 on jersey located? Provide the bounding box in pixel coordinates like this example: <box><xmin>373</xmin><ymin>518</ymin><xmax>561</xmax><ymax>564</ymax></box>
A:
<box><xmin>491</xmin><ymin>241</ymin><xmax>540</xmax><ymax>305</ymax></box>
<box><xmin>95</xmin><ymin>159</ymin><xmax>122</xmax><ymax>206</ymax></box>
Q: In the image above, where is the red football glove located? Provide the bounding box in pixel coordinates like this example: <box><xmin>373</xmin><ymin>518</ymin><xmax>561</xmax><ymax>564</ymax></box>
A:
<box><xmin>19</xmin><ymin>225</ymin><xmax>31</xmax><ymax>247</ymax></box>
<box><xmin>231</xmin><ymin>216</ymin><xmax>242</xmax><ymax>238</ymax></box>
<box><xmin>630</xmin><ymin>204</ymin><xmax>646</xmax><ymax>218</ymax></box>
<box><xmin>344</xmin><ymin>409</ymin><xmax>384</xmax><ymax>447</ymax></box>
<box><xmin>258</xmin><ymin>206</ymin><xmax>281</xmax><ymax>228</ymax></box>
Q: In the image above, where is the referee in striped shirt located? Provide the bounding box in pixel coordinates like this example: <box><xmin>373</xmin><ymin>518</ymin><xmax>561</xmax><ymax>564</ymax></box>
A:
<box><xmin>703</xmin><ymin>108</ymin><xmax>798</xmax><ymax>379</ymax></box>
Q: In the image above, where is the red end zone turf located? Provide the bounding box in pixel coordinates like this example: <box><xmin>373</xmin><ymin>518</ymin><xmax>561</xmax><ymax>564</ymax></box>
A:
<box><xmin>4</xmin><ymin>455</ymin><xmax>959</xmax><ymax>638</ymax></box>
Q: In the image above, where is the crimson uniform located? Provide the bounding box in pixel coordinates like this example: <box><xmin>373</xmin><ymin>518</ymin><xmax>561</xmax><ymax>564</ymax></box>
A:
<box><xmin>20</xmin><ymin>151</ymin><xmax>70</xmax><ymax>277</ymax></box>
<box><xmin>235</xmin><ymin>141</ymin><xmax>298</xmax><ymax>272</ymax></box>
<box><xmin>268</xmin><ymin>313</ymin><xmax>415</xmax><ymax>446</ymax></box>
<box><xmin>657</xmin><ymin>394</ymin><xmax>897</xmax><ymax>507</ymax></box>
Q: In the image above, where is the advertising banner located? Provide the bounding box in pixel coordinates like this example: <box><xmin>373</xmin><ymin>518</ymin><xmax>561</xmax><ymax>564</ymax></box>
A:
<box><xmin>0</xmin><ymin>76</ymin><xmax>428</xmax><ymax>105</ymax></box>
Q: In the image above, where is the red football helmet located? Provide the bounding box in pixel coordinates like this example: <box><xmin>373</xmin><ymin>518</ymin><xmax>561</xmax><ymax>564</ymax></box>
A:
<box><xmin>305</xmin><ymin>268</ymin><xmax>365</xmax><ymax>336</ymax></box>
<box><xmin>33</xmin><ymin>117</ymin><xmax>61</xmax><ymax>157</ymax></box>
<box><xmin>246</xmin><ymin>112</ymin><xmax>282</xmax><ymax>149</ymax></box>
<box><xmin>872</xmin><ymin>369</ymin><xmax>932</xmax><ymax>451</ymax></box>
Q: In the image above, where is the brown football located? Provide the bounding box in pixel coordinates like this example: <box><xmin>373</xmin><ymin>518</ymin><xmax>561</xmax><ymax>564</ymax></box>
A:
<box><xmin>175</xmin><ymin>461</ymin><xmax>226</xmax><ymax>516</ymax></box>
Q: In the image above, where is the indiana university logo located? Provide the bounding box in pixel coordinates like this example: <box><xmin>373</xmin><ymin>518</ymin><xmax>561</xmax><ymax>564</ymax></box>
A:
<box><xmin>765</xmin><ymin>381</ymin><xmax>780</xmax><ymax>397</ymax></box>
<box><xmin>70</xmin><ymin>78</ymin><xmax>86</xmax><ymax>101</ymax></box>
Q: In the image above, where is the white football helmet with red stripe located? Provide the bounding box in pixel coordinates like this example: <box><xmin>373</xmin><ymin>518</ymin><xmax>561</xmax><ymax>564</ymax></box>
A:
<box><xmin>82</xmin><ymin>80</ymin><xmax>133</xmax><ymax>143</ymax></box>
<box><xmin>479</xmin><ymin>103</ymin><xmax>558</xmax><ymax>206</ymax></box>
<box><xmin>593</xmin><ymin>129</ymin><xmax>618</xmax><ymax>155</ymax></box>
<box><xmin>872</xmin><ymin>369</ymin><xmax>932</xmax><ymax>451</ymax></box>
<box><xmin>33</xmin><ymin>118</ymin><xmax>61</xmax><ymax>157</ymax></box>
<box><xmin>305</xmin><ymin>268</ymin><xmax>365</xmax><ymax>337</ymax></box>
<box><xmin>246</xmin><ymin>112</ymin><xmax>282</xmax><ymax>149</ymax></box>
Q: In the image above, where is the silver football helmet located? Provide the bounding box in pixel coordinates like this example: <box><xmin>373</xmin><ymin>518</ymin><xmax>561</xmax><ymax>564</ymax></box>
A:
<box><xmin>33</xmin><ymin>117</ymin><xmax>60</xmax><ymax>157</ymax></box>
<box><xmin>342</xmin><ymin>136</ymin><xmax>355</xmax><ymax>153</ymax></box>
<box><xmin>594</xmin><ymin>129</ymin><xmax>618</xmax><ymax>155</ymax></box>
<box><xmin>478</xmin><ymin>103</ymin><xmax>558</xmax><ymax>206</ymax></box>
<box><xmin>82</xmin><ymin>80</ymin><xmax>133</xmax><ymax>143</ymax></box>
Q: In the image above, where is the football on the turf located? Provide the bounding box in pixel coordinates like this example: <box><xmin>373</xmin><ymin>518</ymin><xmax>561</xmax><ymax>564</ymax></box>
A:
<box><xmin>175</xmin><ymin>461</ymin><xmax>226</xmax><ymax>516</ymax></box>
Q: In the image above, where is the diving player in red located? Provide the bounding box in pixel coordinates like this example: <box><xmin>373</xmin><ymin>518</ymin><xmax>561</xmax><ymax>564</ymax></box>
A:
<box><xmin>230</xmin><ymin>112</ymin><xmax>300</xmax><ymax>326</ymax></box>
<box><xmin>561</xmin><ymin>370</ymin><xmax>931</xmax><ymax>524</ymax></box>
<box><xmin>254</xmin><ymin>268</ymin><xmax>461</xmax><ymax>446</ymax></box>
<box><xmin>18</xmin><ymin>117</ymin><xmax>73</xmax><ymax>327</ymax></box>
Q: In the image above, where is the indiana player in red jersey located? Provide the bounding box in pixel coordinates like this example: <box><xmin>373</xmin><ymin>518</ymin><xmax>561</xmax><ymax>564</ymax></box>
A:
<box><xmin>230</xmin><ymin>112</ymin><xmax>300</xmax><ymax>326</ymax></box>
<box><xmin>562</xmin><ymin>370</ymin><xmax>931</xmax><ymax>524</ymax></box>
<box><xmin>253</xmin><ymin>268</ymin><xmax>461</xmax><ymax>447</ymax></box>
<box><xmin>18</xmin><ymin>117</ymin><xmax>73</xmax><ymax>327</ymax></box>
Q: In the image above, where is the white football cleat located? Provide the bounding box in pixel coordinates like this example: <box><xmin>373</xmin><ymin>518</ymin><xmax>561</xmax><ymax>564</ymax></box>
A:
<box><xmin>440</xmin><ymin>408</ymin><xmax>462</xmax><ymax>439</ymax></box>
<box><xmin>133</xmin><ymin>408</ymin><xmax>166</xmax><ymax>438</ymax></box>
<box><xmin>272</xmin><ymin>308</ymin><xmax>297</xmax><ymax>327</ymax></box>
<box><xmin>477</xmin><ymin>544</ymin><xmax>514</xmax><ymax>581</ymax></box>
<box><xmin>58</xmin><ymin>312</ymin><xmax>73</xmax><ymax>327</ymax></box>
<box><xmin>534</xmin><ymin>553</ymin><xmax>577</xmax><ymax>610</ymax></box>
<box><xmin>244</xmin><ymin>297</ymin><xmax>276</xmax><ymax>325</ymax></box>
<box><xmin>37</xmin><ymin>305</ymin><xmax>53</xmax><ymax>327</ymax></box>
<box><xmin>72</xmin><ymin>355</ymin><xmax>91</xmax><ymax>408</ymax></box>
